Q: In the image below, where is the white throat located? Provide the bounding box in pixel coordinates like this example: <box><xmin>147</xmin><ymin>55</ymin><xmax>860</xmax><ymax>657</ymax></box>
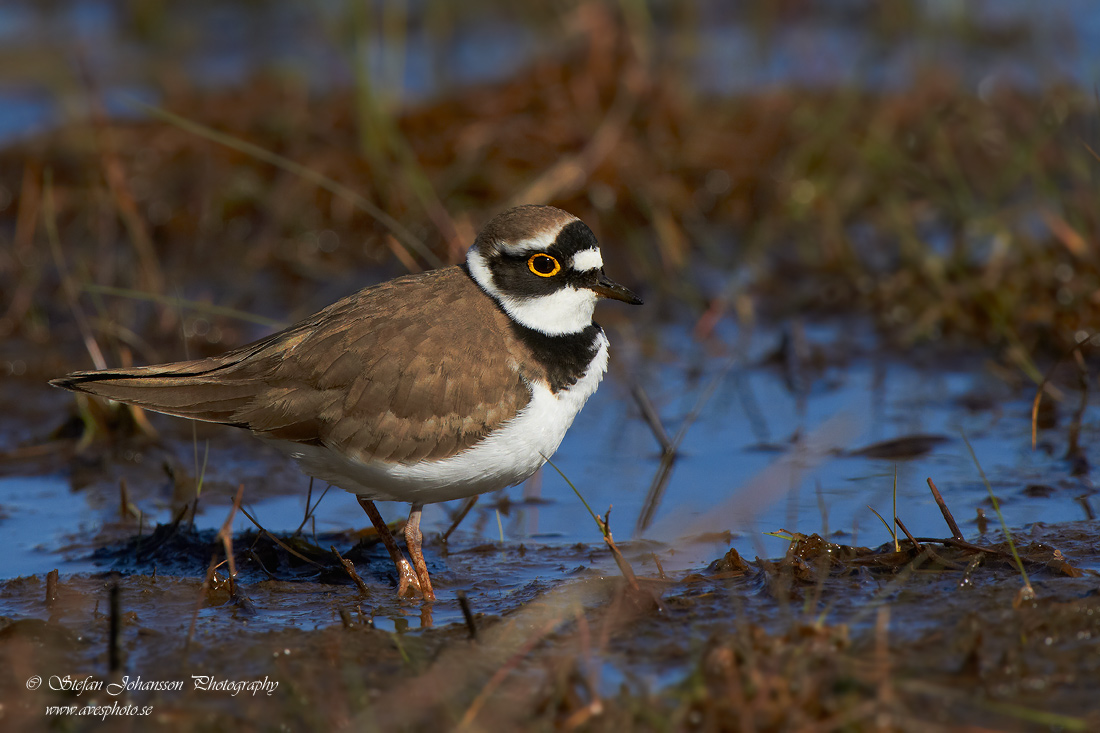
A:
<box><xmin>467</xmin><ymin>248</ymin><xmax>598</xmax><ymax>336</ymax></box>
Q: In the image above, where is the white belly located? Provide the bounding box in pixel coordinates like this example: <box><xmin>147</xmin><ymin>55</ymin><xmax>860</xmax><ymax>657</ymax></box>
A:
<box><xmin>282</xmin><ymin>332</ymin><xmax>610</xmax><ymax>504</ymax></box>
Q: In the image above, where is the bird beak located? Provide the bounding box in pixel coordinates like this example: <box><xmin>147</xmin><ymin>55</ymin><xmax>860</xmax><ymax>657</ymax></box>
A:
<box><xmin>590</xmin><ymin>271</ymin><xmax>643</xmax><ymax>305</ymax></box>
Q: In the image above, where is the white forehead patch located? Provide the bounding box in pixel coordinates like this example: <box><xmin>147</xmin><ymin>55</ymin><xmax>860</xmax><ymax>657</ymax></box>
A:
<box><xmin>571</xmin><ymin>248</ymin><xmax>603</xmax><ymax>272</ymax></box>
<box><xmin>498</xmin><ymin>228</ymin><xmax>560</xmax><ymax>256</ymax></box>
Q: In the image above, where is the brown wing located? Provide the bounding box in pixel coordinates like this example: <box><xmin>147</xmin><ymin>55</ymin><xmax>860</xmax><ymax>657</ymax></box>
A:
<box><xmin>52</xmin><ymin>266</ymin><xmax>531</xmax><ymax>463</ymax></box>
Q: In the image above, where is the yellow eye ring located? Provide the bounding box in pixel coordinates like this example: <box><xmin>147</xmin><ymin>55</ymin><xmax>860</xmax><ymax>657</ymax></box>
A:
<box><xmin>527</xmin><ymin>253</ymin><xmax>561</xmax><ymax>277</ymax></box>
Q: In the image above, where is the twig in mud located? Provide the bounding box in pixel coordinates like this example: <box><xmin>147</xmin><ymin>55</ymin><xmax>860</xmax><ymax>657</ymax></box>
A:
<box><xmin>457</xmin><ymin>591</ymin><xmax>478</xmax><ymax>641</ymax></box>
<box><xmin>337</xmin><ymin>607</ymin><xmax>355</xmax><ymax>629</ymax></box>
<box><xmin>1066</xmin><ymin>349</ymin><xmax>1089</xmax><ymax>462</ymax></box>
<box><xmin>893</xmin><ymin>517</ymin><xmax>921</xmax><ymax>551</ymax></box>
<box><xmin>118</xmin><ymin>478</ymin><xmax>128</xmax><ymax>519</ymax></box>
<box><xmin>297</xmin><ymin>479</ymin><xmax>313</xmax><ymax>534</ymax></box>
<box><xmin>910</xmin><ymin>536</ymin><xmax>1014</xmax><ymax>558</ymax></box>
<box><xmin>117</xmin><ymin>478</ymin><xmax>141</xmax><ymax>521</ymax></box>
<box><xmin>242</xmin><ymin>510</ymin><xmax>326</xmax><ymax>568</ymax></box>
<box><xmin>926</xmin><ymin>477</ymin><xmax>963</xmax><ymax>541</ymax></box>
<box><xmin>1030</xmin><ymin>341</ymin><xmax>1081</xmax><ymax>449</ymax></box>
<box><xmin>46</xmin><ymin>569</ymin><xmax>58</xmax><ymax>609</ymax></box>
<box><xmin>441</xmin><ymin>496</ymin><xmax>478</xmax><ymax>545</ymax></box>
<box><xmin>108</xmin><ymin>579</ymin><xmax>121</xmax><ymax>674</ymax></box>
<box><xmin>331</xmin><ymin>546</ymin><xmax>370</xmax><ymax>595</ymax></box>
<box><xmin>239</xmin><ymin>504</ymin><xmax>324</xmax><ymax>567</ymax></box>
<box><xmin>294</xmin><ymin>478</ymin><xmax>333</xmax><ymax>537</ymax></box>
<box><xmin>914</xmin><ymin>544</ymin><xmax>968</xmax><ymax>571</ymax></box>
<box><xmin>597</xmin><ymin>507</ymin><xmax>640</xmax><ymax>592</ymax></box>
<box><xmin>651</xmin><ymin>552</ymin><xmax>667</xmax><ymax>580</ymax></box>
<box><xmin>135</xmin><ymin>504</ymin><xmax>189</xmax><ymax>561</ymax></box>
<box><xmin>975</xmin><ymin>507</ymin><xmax>988</xmax><ymax>535</ymax></box>
<box><xmin>246</xmin><ymin>549</ymin><xmax>279</xmax><ymax>581</ymax></box>
<box><xmin>216</xmin><ymin>485</ymin><xmax>245</xmax><ymax>596</ymax></box>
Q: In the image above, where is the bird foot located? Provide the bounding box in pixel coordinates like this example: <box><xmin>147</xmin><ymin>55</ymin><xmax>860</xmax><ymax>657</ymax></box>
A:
<box><xmin>395</xmin><ymin>557</ymin><xmax>424</xmax><ymax>599</ymax></box>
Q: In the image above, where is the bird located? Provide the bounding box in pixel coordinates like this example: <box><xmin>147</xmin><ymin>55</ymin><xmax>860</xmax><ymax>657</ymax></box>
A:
<box><xmin>51</xmin><ymin>204</ymin><xmax>642</xmax><ymax>602</ymax></box>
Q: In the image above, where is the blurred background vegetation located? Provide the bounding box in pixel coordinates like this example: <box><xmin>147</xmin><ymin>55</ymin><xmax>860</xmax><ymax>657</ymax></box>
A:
<box><xmin>0</xmin><ymin>0</ymin><xmax>1098</xmax><ymax>372</ymax></box>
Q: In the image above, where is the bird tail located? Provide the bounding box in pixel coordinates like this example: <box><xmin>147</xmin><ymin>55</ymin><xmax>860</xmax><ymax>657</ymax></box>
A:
<box><xmin>50</xmin><ymin>359</ymin><xmax>258</xmax><ymax>426</ymax></box>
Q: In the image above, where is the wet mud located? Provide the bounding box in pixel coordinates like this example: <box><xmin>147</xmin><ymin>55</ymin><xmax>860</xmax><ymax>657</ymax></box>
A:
<box><xmin>1</xmin><ymin>513</ymin><xmax>1098</xmax><ymax>731</ymax></box>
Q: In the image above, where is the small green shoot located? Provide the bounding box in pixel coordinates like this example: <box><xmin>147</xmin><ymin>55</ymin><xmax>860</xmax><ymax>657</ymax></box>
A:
<box><xmin>543</xmin><ymin>457</ymin><xmax>602</xmax><ymax>536</ymax></box>
<box><xmin>892</xmin><ymin>463</ymin><xmax>899</xmax><ymax>552</ymax></box>
<box><xmin>960</xmin><ymin>431</ymin><xmax>1033</xmax><ymax>597</ymax></box>
<box><xmin>544</xmin><ymin>457</ymin><xmax>644</xmax><ymax>593</ymax></box>
<box><xmin>867</xmin><ymin>505</ymin><xmax>897</xmax><ymax>546</ymax></box>
<box><xmin>390</xmin><ymin>633</ymin><xmax>410</xmax><ymax>665</ymax></box>
<box><xmin>194</xmin><ymin>439</ymin><xmax>210</xmax><ymax>499</ymax></box>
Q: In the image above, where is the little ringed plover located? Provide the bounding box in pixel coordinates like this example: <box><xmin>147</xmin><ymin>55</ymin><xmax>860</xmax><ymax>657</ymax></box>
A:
<box><xmin>51</xmin><ymin>204</ymin><xmax>642</xmax><ymax>601</ymax></box>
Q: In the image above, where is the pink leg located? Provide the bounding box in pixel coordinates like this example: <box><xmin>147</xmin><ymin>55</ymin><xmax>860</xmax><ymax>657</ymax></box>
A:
<box><xmin>405</xmin><ymin>503</ymin><xmax>436</xmax><ymax>602</ymax></box>
<box><xmin>357</xmin><ymin>497</ymin><xmax>422</xmax><ymax>599</ymax></box>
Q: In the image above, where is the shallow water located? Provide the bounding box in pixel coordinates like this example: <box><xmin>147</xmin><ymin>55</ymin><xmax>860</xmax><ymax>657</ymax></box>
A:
<box><xmin>3</xmin><ymin>318</ymin><xmax>1096</xmax><ymax>610</ymax></box>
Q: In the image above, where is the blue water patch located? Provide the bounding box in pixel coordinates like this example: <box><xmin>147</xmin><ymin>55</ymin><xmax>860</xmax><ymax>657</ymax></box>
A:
<box><xmin>0</xmin><ymin>89</ymin><xmax>55</xmax><ymax>144</ymax></box>
<box><xmin>0</xmin><ymin>475</ymin><xmax>102</xmax><ymax>577</ymax></box>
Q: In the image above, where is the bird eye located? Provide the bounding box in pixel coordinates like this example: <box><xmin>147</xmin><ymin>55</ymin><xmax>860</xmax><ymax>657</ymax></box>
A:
<box><xmin>527</xmin><ymin>253</ymin><xmax>561</xmax><ymax>277</ymax></box>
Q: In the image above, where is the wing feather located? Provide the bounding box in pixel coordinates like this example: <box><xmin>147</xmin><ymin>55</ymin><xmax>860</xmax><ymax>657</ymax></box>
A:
<box><xmin>51</xmin><ymin>266</ymin><xmax>532</xmax><ymax>463</ymax></box>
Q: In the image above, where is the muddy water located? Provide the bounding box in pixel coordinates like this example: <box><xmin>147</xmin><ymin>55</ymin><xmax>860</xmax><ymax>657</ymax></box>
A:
<box><xmin>2</xmin><ymin>319</ymin><xmax>1096</xmax><ymax>618</ymax></box>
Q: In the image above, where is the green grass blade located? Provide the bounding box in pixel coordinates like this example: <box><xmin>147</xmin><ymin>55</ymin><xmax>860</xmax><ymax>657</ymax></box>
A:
<box><xmin>543</xmin><ymin>457</ymin><xmax>603</xmax><ymax>536</ymax></box>
<box><xmin>960</xmin><ymin>431</ymin><xmax>1032</xmax><ymax>593</ymax></box>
